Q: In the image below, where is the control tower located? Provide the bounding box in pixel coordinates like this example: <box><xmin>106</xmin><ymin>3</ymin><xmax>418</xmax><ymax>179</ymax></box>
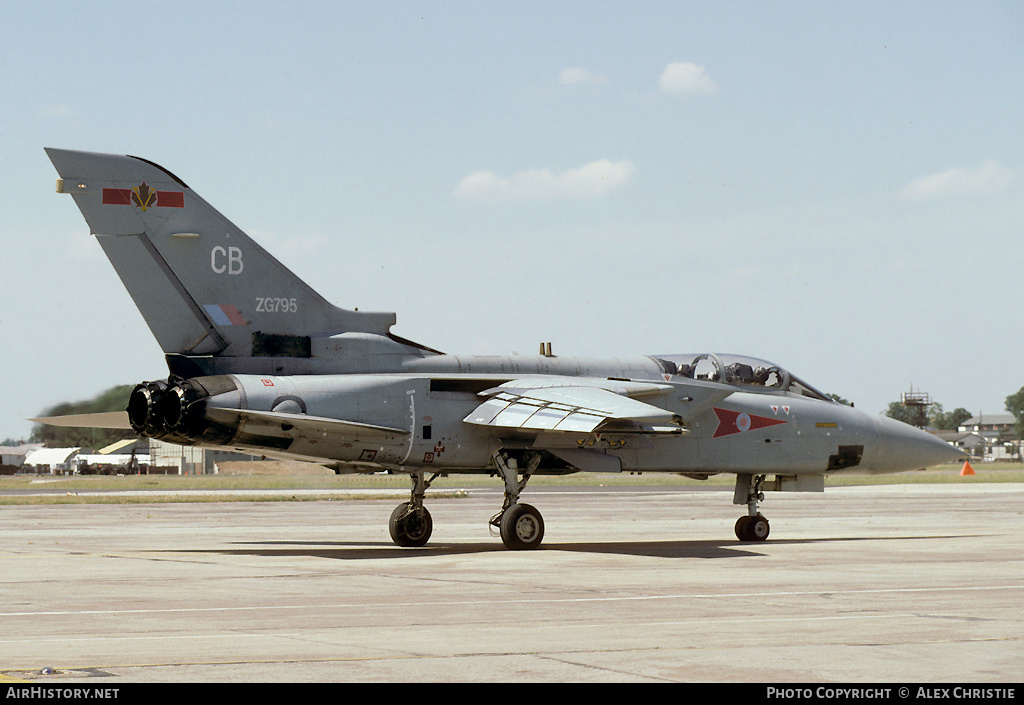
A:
<box><xmin>901</xmin><ymin>388</ymin><xmax>931</xmax><ymax>428</ymax></box>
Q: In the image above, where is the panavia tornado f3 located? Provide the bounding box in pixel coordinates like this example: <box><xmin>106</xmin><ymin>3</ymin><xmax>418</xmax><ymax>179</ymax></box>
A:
<box><xmin>38</xmin><ymin>148</ymin><xmax>964</xmax><ymax>549</ymax></box>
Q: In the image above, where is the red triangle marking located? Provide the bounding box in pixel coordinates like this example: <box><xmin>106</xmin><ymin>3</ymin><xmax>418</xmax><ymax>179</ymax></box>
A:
<box><xmin>713</xmin><ymin>407</ymin><xmax>788</xmax><ymax>438</ymax></box>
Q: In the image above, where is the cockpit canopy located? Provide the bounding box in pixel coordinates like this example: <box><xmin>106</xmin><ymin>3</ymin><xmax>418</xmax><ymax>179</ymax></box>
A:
<box><xmin>653</xmin><ymin>353</ymin><xmax>834</xmax><ymax>402</ymax></box>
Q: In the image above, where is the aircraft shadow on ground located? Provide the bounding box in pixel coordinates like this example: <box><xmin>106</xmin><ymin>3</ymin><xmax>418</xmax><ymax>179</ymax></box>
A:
<box><xmin>174</xmin><ymin>534</ymin><xmax>969</xmax><ymax>561</ymax></box>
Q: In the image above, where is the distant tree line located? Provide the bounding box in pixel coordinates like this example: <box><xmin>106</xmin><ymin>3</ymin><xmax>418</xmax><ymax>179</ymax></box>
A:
<box><xmin>885</xmin><ymin>401</ymin><xmax>972</xmax><ymax>430</ymax></box>
<box><xmin>1007</xmin><ymin>387</ymin><xmax>1024</xmax><ymax>437</ymax></box>
<box><xmin>29</xmin><ymin>385</ymin><xmax>136</xmax><ymax>450</ymax></box>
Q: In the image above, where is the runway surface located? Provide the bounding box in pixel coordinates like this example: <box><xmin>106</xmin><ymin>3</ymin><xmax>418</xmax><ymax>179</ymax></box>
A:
<box><xmin>1</xmin><ymin>483</ymin><xmax>1022</xmax><ymax>682</ymax></box>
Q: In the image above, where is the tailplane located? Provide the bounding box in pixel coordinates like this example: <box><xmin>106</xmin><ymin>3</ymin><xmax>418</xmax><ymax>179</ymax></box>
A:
<box><xmin>46</xmin><ymin>148</ymin><xmax>399</xmax><ymax>364</ymax></box>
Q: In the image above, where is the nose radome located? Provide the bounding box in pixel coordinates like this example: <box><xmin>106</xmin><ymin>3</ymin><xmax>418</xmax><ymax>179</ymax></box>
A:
<box><xmin>866</xmin><ymin>415</ymin><xmax>966</xmax><ymax>473</ymax></box>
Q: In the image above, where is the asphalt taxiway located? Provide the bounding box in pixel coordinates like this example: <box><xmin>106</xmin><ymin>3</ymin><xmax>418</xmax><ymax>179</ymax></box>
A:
<box><xmin>1</xmin><ymin>483</ymin><xmax>1022</xmax><ymax>682</ymax></box>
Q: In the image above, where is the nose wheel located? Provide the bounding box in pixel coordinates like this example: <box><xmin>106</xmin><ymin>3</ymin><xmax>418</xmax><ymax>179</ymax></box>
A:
<box><xmin>734</xmin><ymin>473</ymin><xmax>770</xmax><ymax>542</ymax></box>
<box><xmin>735</xmin><ymin>513</ymin><xmax>770</xmax><ymax>541</ymax></box>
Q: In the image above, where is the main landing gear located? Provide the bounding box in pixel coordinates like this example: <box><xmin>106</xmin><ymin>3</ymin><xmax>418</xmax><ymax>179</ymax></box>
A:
<box><xmin>489</xmin><ymin>451</ymin><xmax>544</xmax><ymax>550</ymax></box>
<box><xmin>389</xmin><ymin>469</ymin><xmax>440</xmax><ymax>547</ymax></box>
<box><xmin>734</xmin><ymin>473</ymin><xmax>770</xmax><ymax>542</ymax></box>
<box><xmin>387</xmin><ymin>452</ymin><xmax>546</xmax><ymax>550</ymax></box>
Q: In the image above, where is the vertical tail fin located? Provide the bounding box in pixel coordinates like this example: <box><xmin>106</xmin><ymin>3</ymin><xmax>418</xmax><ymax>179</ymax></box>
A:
<box><xmin>46</xmin><ymin>148</ymin><xmax>395</xmax><ymax>359</ymax></box>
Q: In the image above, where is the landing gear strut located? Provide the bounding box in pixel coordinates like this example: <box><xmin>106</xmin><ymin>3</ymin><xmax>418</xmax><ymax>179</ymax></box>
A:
<box><xmin>389</xmin><ymin>468</ymin><xmax>440</xmax><ymax>547</ymax></box>
<box><xmin>734</xmin><ymin>473</ymin><xmax>770</xmax><ymax>542</ymax></box>
<box><xmin>490</xmin><ymin>451</ymin><xmax>544</xmax><ymax>550</ymax></box>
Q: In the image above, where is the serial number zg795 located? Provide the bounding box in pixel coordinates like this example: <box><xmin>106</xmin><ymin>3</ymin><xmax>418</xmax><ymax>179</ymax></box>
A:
<box><xmin>256</xmin><ymin>297</ymin><xmax>298</xmax><ymax>313</ymax></box>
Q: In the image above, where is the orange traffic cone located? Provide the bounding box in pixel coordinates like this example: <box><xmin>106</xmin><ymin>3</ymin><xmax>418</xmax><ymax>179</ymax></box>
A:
<box><xmin>960</xmin><ymin>461</ymin><xmax>975</xmax><ymax>476</ymax></box>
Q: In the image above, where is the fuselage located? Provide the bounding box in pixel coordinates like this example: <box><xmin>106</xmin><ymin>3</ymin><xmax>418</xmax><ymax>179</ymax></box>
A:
<box><xmin>136</xmin><ymin>346</ymin><xmax>963</xmax><ymax>478</ymax></box>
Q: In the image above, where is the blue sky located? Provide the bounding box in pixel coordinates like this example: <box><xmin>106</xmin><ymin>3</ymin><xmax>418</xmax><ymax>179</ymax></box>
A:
<box><xmin>2</xmin><ymin>1</ymin><xmax>1022</xmax><ymax>441</ymax></box>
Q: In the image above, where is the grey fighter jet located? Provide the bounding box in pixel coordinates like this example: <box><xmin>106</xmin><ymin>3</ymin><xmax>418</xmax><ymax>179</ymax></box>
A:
<box><xmin>38</xmin><ymin>148</ymin><xmax>964</xmax><ymax>549</ymax></box>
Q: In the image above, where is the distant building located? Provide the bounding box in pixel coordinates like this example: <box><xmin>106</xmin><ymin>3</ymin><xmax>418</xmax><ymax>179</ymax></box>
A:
<box><xmin>1</xmin><ymin>443</ymin><xmax>43</xmax><ymax>467</ymax></box>
<box><xmin>14</xmin><ymin>439</ymin><xmax>261</xmax><ymax>475</ymax></box>
<box><xmin>76</xmin><ymin>437</ymin><xmax>151</xmax><ymax>474</ymax></box>
<box><xmin>955</xmin><ymin>414</ymin><xmax>1022</xmax><ymax>462</ymax></box>
<box><xmin>958</xmin><ymin>414</ymin><xmax>1018</xmax><ymax>438</ymax></box>
<box><xmin>931</xmin><ymin>431</ymin><xmax>983</xmax><ymax>455</ymax></box>
<box><xmin>23</xmin><ymin>447</ymin><xmax>82</xmax><ymax>473</ymax></box>
<box><xmin>147</xmin><ymin>439</ymin><xmax>261</xmax><ymax>474</ymax></box>
<box><xmin>1</xmin><ymin>443</ymin><xmax>43</xmax><ymax>473</ymax></box>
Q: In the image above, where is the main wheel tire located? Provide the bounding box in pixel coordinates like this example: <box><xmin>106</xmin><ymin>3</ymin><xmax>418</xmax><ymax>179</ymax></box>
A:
<box><xmin>499</xmin><ymin>503</ymin><xmax>544</xmax><ymax>550</ymax></box>
<box><xmin>749</xmin><ymin>515</ymin><xmax>770</xmax><ymax>541</ymax></box>
<box><xmin>735</xmin><ymin>515</ymin><xmax>753</xmax><ymax>541</ymax></box>
<box><xmin>389</xmin><ymin>503</ymin><xmax>433</xmax><ymax>547</ymax></box>
<box><xmin>735</xmin><ymin>514</ymin><xmax>770</xmax><ymax>542</ymax></box>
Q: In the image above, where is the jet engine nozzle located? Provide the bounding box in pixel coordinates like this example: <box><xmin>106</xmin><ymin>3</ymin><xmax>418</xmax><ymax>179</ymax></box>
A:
<box><xmin>126</xmin><ymin>376</ymin><xmax>242</xmax><ymax>446</ymax></box>
<box><xmin>163</xmin><ymin>375</ymin><xmax>243</xmax><ymax>446</ymax></box>
<box><xmin>161</xmin><ymin>378</ymin><xmax>207</xmax><ymax>437</ymax></box>
<box><xmin>127</xmin><ymin>381</ymin><xmax>168</xmax><ymax>436</ymax></box>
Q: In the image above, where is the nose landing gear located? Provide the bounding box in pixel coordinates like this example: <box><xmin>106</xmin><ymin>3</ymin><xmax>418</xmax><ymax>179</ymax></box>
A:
<box><xmin>735</xmin><ymin>513</ymin><xmax>770</xmax><ymax>542</ymax></box>
<box><xmin>734</xmin><ymin>473</ymin><xmax>770</xmax><ymax>542</ymax></box>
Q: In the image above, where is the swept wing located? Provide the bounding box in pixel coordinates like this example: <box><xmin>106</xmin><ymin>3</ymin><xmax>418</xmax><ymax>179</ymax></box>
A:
<box><xmin>465</xmin><ymin>378</ymin><xmax>684</xmax><ymax>434</ymax></box>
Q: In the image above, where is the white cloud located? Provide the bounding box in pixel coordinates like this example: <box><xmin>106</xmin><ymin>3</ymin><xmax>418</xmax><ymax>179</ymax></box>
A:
<box><xmin>453</xmin><ymin>159</ymin><xmax>635</xmax><ymax>202</ymax></box>
<box><xmin>559</xmin><ymin>67</ymin><xmax>608</xmax><ymax>85</ymax></box>
<box><xmin>658</xmin><ymin>62</ymin><xmax>717</xmax><ymax>96</ymax></box>
<box><xmin>40</xmin><ymin>104</ymin><xmax>72</xmax><ymax>118</ymax></box>
<box><xmin>900</xmin><ymin>160</ymin><xmax>1015</xmax><ymax>199</ymax></box>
